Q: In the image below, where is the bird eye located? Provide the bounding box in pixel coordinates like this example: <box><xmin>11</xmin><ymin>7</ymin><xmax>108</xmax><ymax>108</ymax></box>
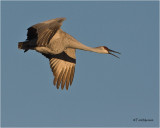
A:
<box><xmin>103</xmin><ymin>46</ymin><xmax>109</xmax><ymax>50</ymax></box>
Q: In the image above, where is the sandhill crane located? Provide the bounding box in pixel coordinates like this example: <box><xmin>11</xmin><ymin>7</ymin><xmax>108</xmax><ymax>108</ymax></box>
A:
<box><xmin>18</xmin><ymin>17</ymin><xmax>120</xmax><ymax>90</ymax></box>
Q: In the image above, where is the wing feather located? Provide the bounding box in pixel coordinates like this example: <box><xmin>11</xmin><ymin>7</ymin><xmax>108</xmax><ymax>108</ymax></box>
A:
<box><xmin>57</xmin><ymin>67</ymin><xmax>65</xmax><ymax>89</ymax></box>
<box><xmin>61</xmin><ymin>66</ymin><xmax>69</xmax><ymax>90</ymax></box>
<box><xmin>50</xmin><ymin>59</ymin><xmax>58</xmax><ymax>67</ymax></box>
<box><xmin>27</xmin><ymin>18</ymin><xmax>66</xmax><ymax>46</ymax></box>
<box><xmin>47</xmin><ymin>50</ymin><xmax>76</xmax><ymax>90</ymax></box>
<box><xmin>66</xmin><ymin>65</ymin><xmax>72</xmax><ymax>90</ymax></box>
<box><xmin>70</xmin><ymin>65</ymin><xmax>75</xmax><ymax>85</ymax></box>
<box><xmin>53</xmin><ymin>61</ymin><xmax>64</xmax><ymax>83</ymax></box>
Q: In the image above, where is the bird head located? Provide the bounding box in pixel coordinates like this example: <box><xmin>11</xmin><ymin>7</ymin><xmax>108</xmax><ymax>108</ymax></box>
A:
<box><xmin>101</xmin><ymin>46</ymin><xmax>121</xmax><ymax>58</ymax></box>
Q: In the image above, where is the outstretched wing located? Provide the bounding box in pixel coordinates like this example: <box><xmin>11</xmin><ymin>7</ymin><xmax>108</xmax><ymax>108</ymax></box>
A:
<box><xmin>27</xmin><ymin>17</ymin><xmax>66</xmax><ymax>46</ymax></box>
<box><xmin>43</xmin><ymin>48</ymin><xmax>76</xmax><ymax>90</ymax></box>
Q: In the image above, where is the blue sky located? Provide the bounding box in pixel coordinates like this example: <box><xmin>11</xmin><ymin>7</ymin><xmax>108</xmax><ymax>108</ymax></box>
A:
<box><xmin>1</xmin><ymin>1</ymin><xmax>159</xmax><ymax>127</ymax></box>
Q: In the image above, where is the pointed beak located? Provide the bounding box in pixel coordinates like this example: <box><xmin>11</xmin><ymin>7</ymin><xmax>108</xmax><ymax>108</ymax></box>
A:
<box><xmin>108</xmin><ymin>49</ymin><xmax>121</xmax><ymax>59</ymax></box>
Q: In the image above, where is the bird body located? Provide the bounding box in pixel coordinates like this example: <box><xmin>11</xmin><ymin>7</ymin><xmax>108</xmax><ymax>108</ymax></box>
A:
<box><xmin>18</xmin><ymin>17</ymin><xmax>120</xmax><ymax>90</ymax></box>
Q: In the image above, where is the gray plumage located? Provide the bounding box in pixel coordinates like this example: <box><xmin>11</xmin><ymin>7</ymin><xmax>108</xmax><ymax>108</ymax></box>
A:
<box><xmin>18</xmin><ymin>17</ymin><xmax>120</xmax><ymax>90</ymax></box>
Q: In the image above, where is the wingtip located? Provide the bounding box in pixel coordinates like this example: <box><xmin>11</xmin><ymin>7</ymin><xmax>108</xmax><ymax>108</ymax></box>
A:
<box><xmin>56</xmin><ymin>17</ymin><xmax>66</xmax><ymax>23</ymax></box>
<box><xmin>56</xmin><ymin>85</ymin><xmax>59</xmax><ymax>89</ymax></box>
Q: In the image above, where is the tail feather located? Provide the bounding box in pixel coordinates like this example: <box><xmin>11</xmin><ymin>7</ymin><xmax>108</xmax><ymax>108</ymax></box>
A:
<box><xmin>18</xmin><ymin>42</ymin><xmax>24</xmax><ymax>49</ymax></box>
<box><xmin>18</xmin><ymin>41</ymin><xmax>36</xmax><ymax>52</ymax></box>
<box><xmin>18</xmin><ymin>41</ymin><xmax>30</xmax><ymax>52</ymax></box>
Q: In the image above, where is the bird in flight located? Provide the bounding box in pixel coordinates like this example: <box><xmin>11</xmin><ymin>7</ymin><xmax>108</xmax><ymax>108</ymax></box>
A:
<box><xmin>18</xmin><ymin>17</ymin><xmax>120</xmax><ymax>90</ymax></box>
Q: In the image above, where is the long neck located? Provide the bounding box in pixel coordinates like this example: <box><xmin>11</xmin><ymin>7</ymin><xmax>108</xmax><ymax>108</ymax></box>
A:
<box><xmin>67</xmin><ymin>40</ymin><xmax>104</xmax><ymax>54</ymax></box>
